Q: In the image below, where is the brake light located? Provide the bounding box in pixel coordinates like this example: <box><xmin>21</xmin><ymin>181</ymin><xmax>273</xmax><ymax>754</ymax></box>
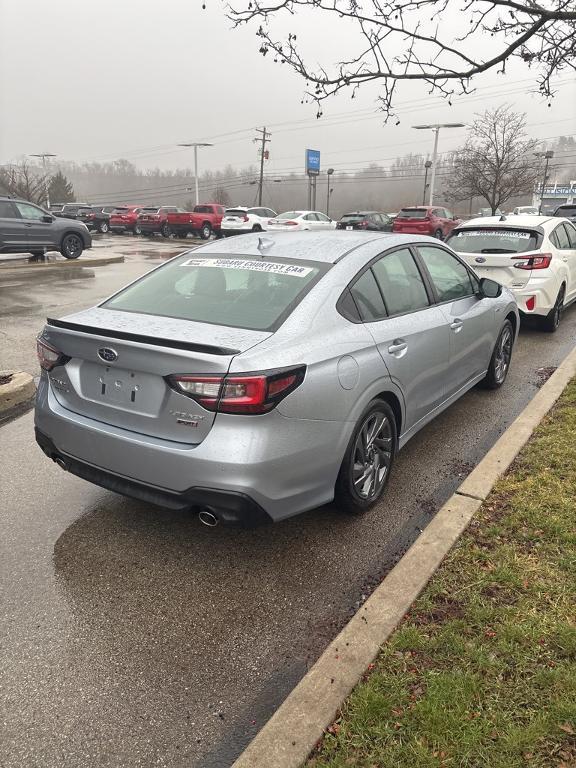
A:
<box><xmin>168</xmin><ymin>367</ymin><xmax>306</xmax><ymax>414</ymax></box>
<box><xmin>513</xmin><ymin>253</ymin><xmax>552</xmax><ymax>270</ymax></box>
<box><xmin>357</xmin><ymin>220</ymin><xmax>369</xmax><ymax>229</ymax></box>
<box><xmin>243</xmin><ymin>215</ymin><xmax>249</xmax><ymax>222</ymax></box>
<box><xmin>283</xmin><ymin>221</ymin><xmax>298</xmax><ymax>226</ymax></box>
<box><xmin>525</xmin><ymin>296</ymin><xmax>536</xmax><ymax>311</ymax></box>
<box><xmin>36</xmin><ymin>338</ymin><xmax>69</xmax><ymax>371</ymax></box>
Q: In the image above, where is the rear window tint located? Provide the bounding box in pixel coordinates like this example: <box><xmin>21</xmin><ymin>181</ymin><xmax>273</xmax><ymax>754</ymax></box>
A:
<box><xmin>340</xmin><ymin>214</ymin><xmax>367</xmax><ymax>223</ymax></box>
<box><xmin>397</xmin><ymin>209</ymin><xmax>428</xmax><ymax>219</ymax></box>
<box><xmin>224</xmin><ymin>209</ymin><xmax>247</xmax><ymax>217</ymax></box>
<box><xmin>102</xmin><ymin>255</ymin><xmax>327</xmax><ymax>332</ymax></box>
<box><xmin>193</xmin><ymin>206</ymin><xmax>213</xmax><ymax>214</ymax></box>
<box><xmin>555</xmin><ymin>206</ymin><xmax>576</xmax><ymax>216</ymax></box>
<box><xmin>446</xmin><ymin>229</ymin><xmax>539</xmax><ymax>254</ymax></box>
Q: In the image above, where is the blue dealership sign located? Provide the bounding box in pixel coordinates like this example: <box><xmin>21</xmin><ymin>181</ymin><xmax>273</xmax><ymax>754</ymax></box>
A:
<box><xmin>305</xmin><ymin>149</ymin><xmax>321</xmax><ymax>175</ymax></box>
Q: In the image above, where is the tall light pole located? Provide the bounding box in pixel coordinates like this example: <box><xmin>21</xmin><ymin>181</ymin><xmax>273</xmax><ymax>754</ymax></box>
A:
<box><xmin>534</xmin><ymin>150</ymin><xmax>554</xmax><ymax>214</ymax></box>
<box><xmin>29</xmin><ymin>152</ymin><xmax>56</xmax><ymax>207</ymax></box>
<box><xmin>177</xmin><ymin>142</ymin><xmax>213</xmax><ymax>206</ymax></box>
<box><xmin>326</xmin><ymin>168</ymin><xmax>334</xmax><ymax>217</ymax></box>
<box><xmin>422</xmin><ymin>160</ymin><xmax>432</xmax><ymax>205</ymax></box>
<box><xmin>412</xmin><ymin>124</ymin><xmax>465</xmax><ymax>205</ymax></box>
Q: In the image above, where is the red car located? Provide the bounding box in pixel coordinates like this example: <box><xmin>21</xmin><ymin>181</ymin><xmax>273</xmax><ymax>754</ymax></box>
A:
<box><xmin>392</xmin><ymin>206</ymin><xmax>460</xmax><ymax>240</ymax></box>
<box><xmin>109</xmin><ymin>206</ymin><xmax>157</xmax><ymax>235</ymax></box>
<box><xmin>137</xmin><ymin>207</ymin><xmax>193</xmax><ymax>238</ymax></box>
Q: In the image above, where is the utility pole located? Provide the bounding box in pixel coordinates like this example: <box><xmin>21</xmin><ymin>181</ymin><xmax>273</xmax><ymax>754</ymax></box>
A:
<box><xmin>29</xmin><ymin>153</ymin><xmax>56</xmax><ymax>207</ymax></box>
<box><xmin>534</xmin><ymin>150</ymin><xmax>554</xmax><ymax>214</ymax></box>
<box><xmin>254</xmin><ymin>127</ymin><xmax>271</xmax><ymax>206</ymax></box>
<box><xmin>326</xmin><ymin>168</ymin><xmax>334</xmax><ymax>217</ymax></box>
<box><xmin>422</xmin><ymin>160</ymin><xmax>432</xmax><ymax>205</ymax></box>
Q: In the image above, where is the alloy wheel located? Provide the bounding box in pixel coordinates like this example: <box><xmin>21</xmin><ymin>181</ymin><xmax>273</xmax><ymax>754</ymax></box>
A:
<box><xmin>351</xmin><ymin>412</ymin><xmax>393</xmax><ymax>500</ymax></box>
<box><xmin>63</xmin><ymin>235</ymin><xmax>82</xmax><ymax>258</ymax></box>
<box><xmin>494</xmin><ymin>326</ymin><xmax>513</xmax><ymax>383</ymax></box>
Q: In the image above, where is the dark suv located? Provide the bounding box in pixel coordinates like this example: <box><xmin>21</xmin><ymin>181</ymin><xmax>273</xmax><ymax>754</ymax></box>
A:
<box><xmin>336</xmin><ymin>211</ymin><xmax>393</xmax><ymax>231</ymax></box>
<box><xmin>553</xmin><ymin>204</ymin><xmax>576</xmax><ymax>223</ymax></box>
<box><xmin>0</xmin><ymin>196</ymin><xmax>92</xmax><ymax>259</ymax></box>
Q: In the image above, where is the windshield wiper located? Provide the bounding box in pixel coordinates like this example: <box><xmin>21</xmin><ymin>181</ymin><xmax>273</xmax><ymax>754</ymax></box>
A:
<box><xmin>479</xmin><ymin>248</ymin><xmax>517</xmax><ymax>254</ymax></box>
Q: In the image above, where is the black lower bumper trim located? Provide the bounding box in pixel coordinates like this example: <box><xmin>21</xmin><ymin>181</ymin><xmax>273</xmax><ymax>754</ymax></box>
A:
<box><xmin>35</xmin><ymin>428</ymin><xmax>272</xmax><ymax>527</ymax></box>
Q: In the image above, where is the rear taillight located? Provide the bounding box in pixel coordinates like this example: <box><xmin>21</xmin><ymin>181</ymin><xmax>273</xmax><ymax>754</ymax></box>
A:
<box><xmin>525</xmin><ymin>296</ymin><xmax>536</xmax><ymax>311</ymax></box>
<box><xmin>243</xmin><ymin>215</ymin><xmax>249</xmax><ymax>222</ymax></box>
<box><xmin>283</xmin><ymin>221</ymin><xmax>298</xmax><ymax>226</ymax></box>
<box><xmin>168</xmin><ymin>367</ymin><xmax>306</xmax><ymax>415</ymax></box>
<box><xmin>513</xmin><ymin>253</ymin><xmax>552</xmax><ymax>270</ymax></box>
<box><xmin>358</xmin><ymin>220</ymin><xmax>369</xmax><ymax>229</ymax></box>
<box><xmin>36</xmin><ymin>338</ymin><xmax>69</xmax><ymax>371</ymax></box>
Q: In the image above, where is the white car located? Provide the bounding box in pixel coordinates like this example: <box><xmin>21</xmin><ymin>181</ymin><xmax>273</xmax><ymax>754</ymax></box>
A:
<box><xmin>512</xmin><ymin>206</ymin><xmax>539</xmax><ymax>215</ymax></box>
<box><xmin>220</xmin><ymin>206</ymin><xmax>277</xmax><ymax>236</ymax></box>
<box><xmin>267</xmin><ymin>210</ymin><xmax>336</xmax><ymax>231</ymax></box>
<box><xmin>446</xmin><ymin>215</ymin><xmax>576</xmax><ymax>331</ymax></box>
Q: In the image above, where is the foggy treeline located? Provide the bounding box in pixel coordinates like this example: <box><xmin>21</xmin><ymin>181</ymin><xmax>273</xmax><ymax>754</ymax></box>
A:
<box><xmin>23</xmin><ymin>136</ymin><xmax>576</xmax><ymax>217</ymax></box>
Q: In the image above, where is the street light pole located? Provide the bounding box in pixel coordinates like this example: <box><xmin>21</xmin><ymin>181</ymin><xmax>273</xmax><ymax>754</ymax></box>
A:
<box><xmin>412</xmin><ymin>123</ymin><xmax>465</xmax><ymax>205</ymax></box>
<box><xmin>177</xmin><ymin>142</ymin><xmax>214</xmax><ymax>205</ymax></box>
<box><xmin>422</xmin><ymin>160</ymin><xmax>432</xmax><ymax>205</ymax></box>
<box><xmin>29</xmin><ymin>152</ymin><xmax>56</xmax><ymax>207</ymax></box>
<box><xmin>535</xmin><ymin>150</ymin><xmax>554</xmax><ymax>215</ymax></box>
<box><xmin>326</xmin><ymin>168</ymin><xmax>334</xmax><ymax>217</ymax></box>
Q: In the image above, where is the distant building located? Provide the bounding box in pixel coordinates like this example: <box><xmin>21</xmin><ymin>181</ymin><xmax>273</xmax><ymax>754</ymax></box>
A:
<box><xmin>534</xmin><ymin>182</ymin><xmax>576</xmax><ymax>215</ymax></box>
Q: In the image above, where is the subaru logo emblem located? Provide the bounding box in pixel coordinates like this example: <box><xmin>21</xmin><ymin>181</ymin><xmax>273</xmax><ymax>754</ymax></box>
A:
<box><xmin>475</xmin><ymin>256</ymin><xmax>486</xmax><ymax>264</ymax></box>
<box><xmin>98</xmin><ymin>347</ymin><xmax>118</xmax><ymax>363</ymax></box>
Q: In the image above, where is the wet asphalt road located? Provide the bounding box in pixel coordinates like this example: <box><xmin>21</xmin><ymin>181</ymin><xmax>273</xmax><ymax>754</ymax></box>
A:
<box><xmin>1</xmin><ymin>236</ymin><xmax>576</xmax><ymax>767</ymax></box>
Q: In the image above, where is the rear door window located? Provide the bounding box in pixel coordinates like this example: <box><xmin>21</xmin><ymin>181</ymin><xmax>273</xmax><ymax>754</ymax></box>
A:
<box><xmin>349</xmin><ymin>269</ymin><xmax>386</xmax><ymax>321</ymax></box>
<box><xmin>372</xmin><ymin>248</ymin><xmax>430</xmax><ymax>316</ymax></box>
<box><xmin>102</xmin><ymin>255</ymin><xmax>327</xmax><ymax>332</ymax></box>
<box><xmin>447</xmin><ymin>228</ymin><xmax>539</xmax><ymax>253</ymax></box>
<box><xmin>553</xmin><ymin>225</ymin><xmax>570</xmax><ymax>250</ymax></box>
<box><xmin>417</xmin><ymin>246</ymin><xmax>474</xmax><ymax>302</ymax></box>
<box><xmin>564</xmin><ymin>223</ymin><xmax>576</xmax><ymax>248</ymax></box>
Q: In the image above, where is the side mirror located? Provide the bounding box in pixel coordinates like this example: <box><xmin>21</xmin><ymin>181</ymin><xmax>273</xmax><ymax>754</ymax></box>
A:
<box><xmin>42</xmin><ymin>215</ymin><xmax>54</xmax><ymax>223</ymax></box>
<box><xmin>478</xmin><ymin>277</ymin><xmax>502</xmax><ymax>299</ymax></box>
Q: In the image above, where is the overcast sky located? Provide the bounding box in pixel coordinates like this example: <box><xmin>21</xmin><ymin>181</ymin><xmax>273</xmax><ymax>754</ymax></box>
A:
<box><xmin>1</xmin><ymin>0</ymin><xmax>575</xmax><ymax>179</ymax></box>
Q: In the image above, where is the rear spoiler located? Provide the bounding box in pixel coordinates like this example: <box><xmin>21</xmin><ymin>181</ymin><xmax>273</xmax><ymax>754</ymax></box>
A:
<box><xmin>46</xmin><ymin>318</ymin><xmax>240</xmax><ymax>356</ymax></box>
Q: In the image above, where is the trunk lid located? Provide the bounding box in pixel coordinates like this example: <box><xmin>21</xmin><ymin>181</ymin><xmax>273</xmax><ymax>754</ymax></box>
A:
<box><xmin>42</xmin><ymin>308</ymin><xmax>270</xmax><ymax>445</ymax></box>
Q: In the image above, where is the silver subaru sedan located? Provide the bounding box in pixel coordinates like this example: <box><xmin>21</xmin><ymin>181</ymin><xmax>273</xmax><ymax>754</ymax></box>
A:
<box><xmin>35</xmin><ymin>232</ymin><xmax>518</xmax><ymax>526</ymax></box>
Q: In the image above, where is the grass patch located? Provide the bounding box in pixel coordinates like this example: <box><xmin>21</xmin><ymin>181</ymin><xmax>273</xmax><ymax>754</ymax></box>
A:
<box><xmin>308</xmin><ymin>381</ymin><xmax>576</xmax><ymax>768</ymax></box>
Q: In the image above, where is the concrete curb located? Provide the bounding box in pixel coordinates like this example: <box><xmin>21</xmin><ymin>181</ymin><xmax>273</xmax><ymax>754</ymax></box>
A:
<box><xmin>232</xmin><ymin>343</ymin><xmax>576</xmax><ymax>768</ymax></box>
<box><xmin>0</xmin><ymin>255</ymin><xmax>124</xmax><ymax>275</ymax></box>
<box><xmin>0</xmin><ymin>371</ymin><xmax>36</xmax><ymax>416</ymax></box>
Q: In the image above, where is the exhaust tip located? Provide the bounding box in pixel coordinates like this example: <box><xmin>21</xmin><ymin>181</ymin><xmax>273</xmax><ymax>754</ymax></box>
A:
<box><xmin>54</xmin><ymin>456</ymin><xmax>68</xmax><ymax>471</ymax></box>
<box><xmin>198</xmin><ymin>508</ymin><xmax>219</xmax><ymax>527</ymax></box>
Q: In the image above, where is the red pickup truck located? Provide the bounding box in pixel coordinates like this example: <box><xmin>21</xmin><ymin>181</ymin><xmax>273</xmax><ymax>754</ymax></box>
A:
<box><xmin>138</xmin><ymin>207</ymin><xmax>193</xmax><ymax>238</ymax></box>
<box><xmin>188</xmin><ymin>204</ymin><xmax>225</xmax><ymax>240</ymax></box>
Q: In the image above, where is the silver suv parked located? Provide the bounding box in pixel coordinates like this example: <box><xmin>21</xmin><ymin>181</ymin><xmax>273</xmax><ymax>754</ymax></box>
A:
<box><xmin>35</xmin><ymin>232</ymin><xmax>518</xmax><ymax>526</ymax></box>
<box><xmin>0</xmin><ymin>196</ymin><xmax>91</xmax><ymax>259</ymax></box>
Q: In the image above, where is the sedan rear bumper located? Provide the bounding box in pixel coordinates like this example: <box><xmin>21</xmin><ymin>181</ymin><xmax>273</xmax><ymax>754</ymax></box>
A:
<box><xmin>35</xmin><ymin>376</ymin><xmax>347</xmax><ymax>524</ymax></box>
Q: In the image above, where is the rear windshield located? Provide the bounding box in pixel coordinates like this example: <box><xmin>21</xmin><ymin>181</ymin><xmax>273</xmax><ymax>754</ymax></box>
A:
<box><xmin>193</xmin><ymin>205</ymin><xmax>213</xmax><ymax>214</ymax></box>
<box><xmin>340</xmin><ymin>214</ymin><xmax>367</xmax><ymax>223</ymax></box>
<box><xmin>112</xmin><ymin>207</ymin><xmax>130</xmax><ymax>213</ymax></box>
<box><xmin>397</xmin><ymin>209</ymin><xmax>427</xmax><ymax>219</ymax></box>
<box><xmin>555</xmin><ymin>206</ymin><xmax>576</xmax><ymax>216</ymax></box>
<box><xmin>447</xmin><ymin>228</ymin><xmax>539</xmax><ymax>254</ymax></box>
<box><xmin>277</xmin><ymin>211</ymin><xmax>302</xmax><ymax>219</ymax></box>
<box><xmin>224</xmin><ymin>209</ymin><xmax>247</xmax><ymax>217</ymax></box>
<box><xmin>102</xmin><ymin>254</ymin><xmax>327</xmax><ymax>331</ymax></box>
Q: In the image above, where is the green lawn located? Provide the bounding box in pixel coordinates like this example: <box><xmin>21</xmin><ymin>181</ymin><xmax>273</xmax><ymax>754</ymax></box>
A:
<box><xmin>308</xmin><ymin>381</ymin><xmax>576</xmax><ymax>768</ymax></box>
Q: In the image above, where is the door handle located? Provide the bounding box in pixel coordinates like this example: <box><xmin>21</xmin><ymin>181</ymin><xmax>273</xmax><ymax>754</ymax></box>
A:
<box><xmin>450</xmin><ymin>319</ymin><xmax>464</xmax><ymax>332</ymax></box>
<box><xmin>388</xmin><ymin>340</ymin><xmax>408</xmax><ymax>355</ymax></box>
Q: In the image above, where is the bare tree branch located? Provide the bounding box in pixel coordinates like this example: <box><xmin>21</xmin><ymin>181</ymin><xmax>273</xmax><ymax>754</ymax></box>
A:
<box><xmin>227</xmin><ymin>0</ymin><xmax>576</xmax><ymax>117</ymax></box>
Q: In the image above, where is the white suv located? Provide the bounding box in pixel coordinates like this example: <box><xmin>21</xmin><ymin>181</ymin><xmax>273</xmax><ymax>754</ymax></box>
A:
<box><xmin>221</xmin><ymin>207</ymin><xmax>277</xmax><ymax>237</ymax></box>
<box><xmin>446</xmin><ymin>215</ymin><xmax>576</xmax><ymax>331</ymax></box>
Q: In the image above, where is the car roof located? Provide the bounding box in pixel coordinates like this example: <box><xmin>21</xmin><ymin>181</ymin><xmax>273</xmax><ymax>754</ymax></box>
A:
<box><xmin>191</xmin><ymin>231</ymin><xmax>441</xmax><ymax>264</ymax></box>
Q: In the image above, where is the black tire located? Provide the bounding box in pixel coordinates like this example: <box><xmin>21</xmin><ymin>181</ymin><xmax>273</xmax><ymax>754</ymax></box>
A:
<box><xmin>161</xmin><ymin>223</ymin><xmax>171</xmax><ymax>238</ymax></box>
<box><xmin>335</xmin><ymin>399</ymin><xmax>397</xmax><ymax>515</ymax></box>
<box><xmin>434</xmin><ymin>229</ymin><xmax>443</xmax><ymax>240</ymax></box>
<box><xmin>200</xmin><ymin>223</ymin><xmax>212</xmax><ymax>240</ymax></box>
<box><xmin>252</xmin><ymin>224</ymin><xmax>262</xmax><ymax>232</ymax></box>
<box><xmin>60</xmin><ymin>233</ymin><xmax>83</xmax><ymax>260</ymax></box>
<box><xmin>98</xmin><ymin>221</ymin><xmax>109</xmax><ymax>234</ymax></box>
<box><xmin>133</xmin><ymin>224</ymin><xmax>142</xmax><ymax>236</ymax></box>
<box><xmin>539</xmin><ymin>285</ymin><xmax>565</xmax><ymax>333</ymax></box>
<box><xmin>480</xmin><ymin>319</ymin><xmax>514</xmax><ymax>389</ymax></box>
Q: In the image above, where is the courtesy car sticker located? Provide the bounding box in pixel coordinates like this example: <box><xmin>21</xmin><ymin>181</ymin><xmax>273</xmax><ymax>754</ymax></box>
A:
<box><xmin>455</xmin><ymin>231</ymin><xmax>531</xmax><ymax>239</ymax></box>
<box><xmin>180</xmin><ymin>257</ymin><xmax>314</xmax><ymax>277</ymax></box>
